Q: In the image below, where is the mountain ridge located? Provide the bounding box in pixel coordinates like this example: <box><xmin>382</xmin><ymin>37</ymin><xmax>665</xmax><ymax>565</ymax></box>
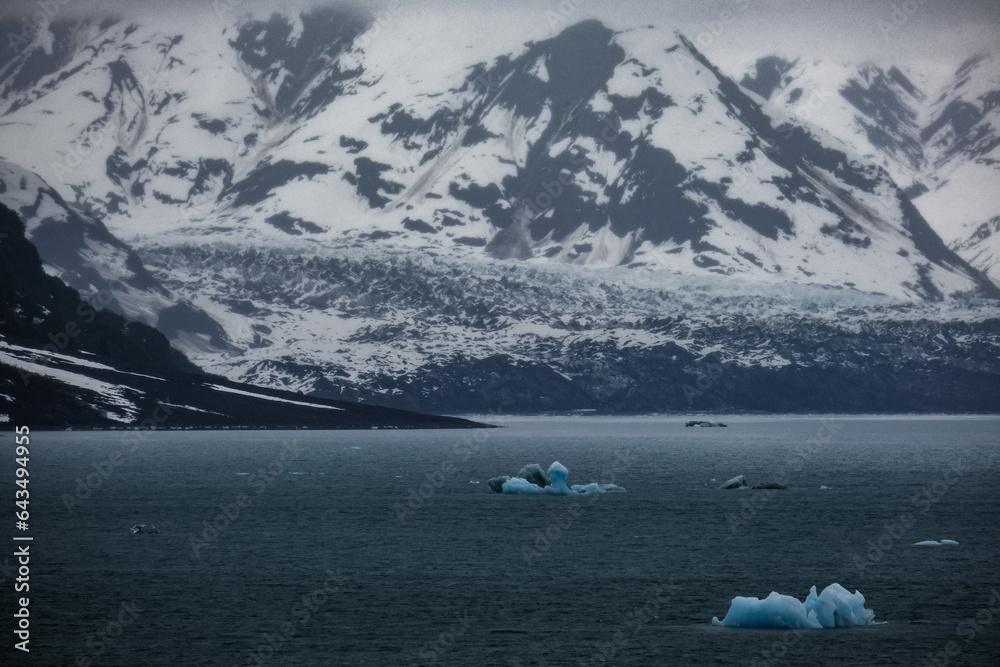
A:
<box><xmin>0</xmin><ymin>12</ymin><xmax>994</xmax><ymax>299</ymax></box>
<box><xmin>740</xmin><ymin>52</ymin><xmax>1000</xmax><ymax>285</ymax></box>
<box><xmin>0</xmin><ymin>10</ymin><xmax>998</xmax><ymax>415</ymax></box>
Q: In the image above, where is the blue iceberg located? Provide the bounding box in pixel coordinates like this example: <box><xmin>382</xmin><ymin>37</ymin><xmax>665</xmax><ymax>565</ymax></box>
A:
<box><xmin>488</xmin><ymin>461</ymin><xmax>625</xmax><ymax>495</ymax></box>
<box><xmin>712</xmin><ymin>583</ymin><xmax>875</xmax><ymax>628</ymax></box>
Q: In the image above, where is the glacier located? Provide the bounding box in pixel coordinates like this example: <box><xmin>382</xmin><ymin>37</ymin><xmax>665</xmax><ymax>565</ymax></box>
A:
<box><xmin>712</xmin><ymin>583</ymin><xmax>876</xmax><ymax>629</ymax></box>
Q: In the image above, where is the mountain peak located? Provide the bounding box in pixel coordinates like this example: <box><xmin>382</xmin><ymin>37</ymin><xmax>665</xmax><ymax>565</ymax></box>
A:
<box><xmin>1</xmin><ymin>10</ymin><xmax>998</xmax><ymax>417</ymax></box>
<box><xmin>0</xmin><ymin>13</ymin><xmax>993</xmax><ymax>301</ymax></box>
<box><xmin>740</xmin><ymin>55</ymin><xmax>798</xmax><ymax>100</ymax></box>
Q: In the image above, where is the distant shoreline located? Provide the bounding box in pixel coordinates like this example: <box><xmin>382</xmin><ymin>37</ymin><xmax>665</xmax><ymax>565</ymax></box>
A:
<box><xmin>9</xmin><ymin>421</ymin><xmax>499</xmax><ymax>433</ymax></box>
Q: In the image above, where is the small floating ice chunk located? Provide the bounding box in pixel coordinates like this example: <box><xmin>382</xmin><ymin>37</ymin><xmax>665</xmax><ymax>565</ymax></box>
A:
<box><xmin>712</xmin><ymin>583</ymin><xmax>875</xmax><ymax>629</ymax></box>
<box><xmin>130</xmin><ymin>524</ymin><xmax>158</xmax><ymax>534</ymax></box>
<box><xmin>914</xmin><ymin>539</ymin><xmax>959</xmax><ymax>547</ymax></box>
<box><xmin>720</xmin><ymin>475</ymin><xmax>748</xmax><ymax>490</ymax></box>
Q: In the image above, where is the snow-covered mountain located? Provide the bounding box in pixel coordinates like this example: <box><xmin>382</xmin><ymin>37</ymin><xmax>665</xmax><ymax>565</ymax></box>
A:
<box><xmin>0</xmin><ymin>161</ymin><xmax>234</xmax><ymax>352</ymax></box>
<box><xmin>741</xmin><ymin>53</ymin><xmax>1000</xmax><ymax>284</ymax></box>
<box><xmin>0</xmin><ymin>11</ymin><xmax>993</xmax><ymax>296</ymax></box>
<box><xmin>0</xmin><ymin>199</ymin><xmax>480</xmax><ymax>429</ymax></box>
<box><xmin>0</xmin><ymin>8</ymin><xmax>998</xmax><ymax>413</ymax></box>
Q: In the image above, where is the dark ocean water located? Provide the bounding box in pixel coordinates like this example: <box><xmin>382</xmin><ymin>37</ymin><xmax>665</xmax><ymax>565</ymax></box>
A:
<box><xmin>3</xmin><ymin>416</ymin><xmax>999</xmax><ymax>666</ymax></box>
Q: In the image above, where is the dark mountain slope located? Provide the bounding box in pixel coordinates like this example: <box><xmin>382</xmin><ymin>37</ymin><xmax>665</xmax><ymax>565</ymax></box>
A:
<box><xmin>0</xmin><ymin>203</ymin><xmax>487</xmax><ymax>429</ymax></box>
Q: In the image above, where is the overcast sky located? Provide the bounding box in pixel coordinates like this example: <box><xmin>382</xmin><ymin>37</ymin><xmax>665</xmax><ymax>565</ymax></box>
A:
<box><xmin>6</xmin><ymin>0</ymin><xmax>999</xmax><ymax>80</ymax></box>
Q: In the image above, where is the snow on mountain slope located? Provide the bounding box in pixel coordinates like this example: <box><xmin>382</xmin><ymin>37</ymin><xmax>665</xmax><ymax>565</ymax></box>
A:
<box><xmin>0</xmin><ymin>8</ymin><xmax>998</xmax><ymax>413</ymax></box>
<box><xmin>743</xmin><ymin>53</ymin><xmax>1000</xmax><ymax>283</ymax></box>
<box><xmin>0</xmin><ymin>338</ymin><xmax>142</xmax><ymax>423</ymax></box>
<box><xmin>0</xmin><ymin>161</ymin><xmax>232</xmax><ymax>353</ymax></box>
<box><xmin>918</xmin><ymin>54</ymin><xmax>1000</xmax><ymax>279</ymax></box>
<box><xmin>741</xmin><ymin>56</ymin><xmax>933</xmax><ymax>185</ymax></box>
<box><xmin>0</xmin><ymin>200</ymin><xmax>481</xmax><ymax>428</ymax></box>
<box><xmin>0</xmin><ymin>331</ymin><xmax>485</xmax><ymax>428</ymax></box>
<box><xmin>0</xmin><ymin>160</ymin><xmax>165</xmax><ymax>317</ymax></box>
<box><xmin>0</xmin><ymin>11</ymin><xmax>993</xmax><ymax>301</ymax></box>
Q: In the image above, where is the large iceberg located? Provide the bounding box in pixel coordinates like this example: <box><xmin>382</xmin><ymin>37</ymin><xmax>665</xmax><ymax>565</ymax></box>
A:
<box><xmin>488</xmin><ymin>461</ymin><xmax>625</xmax><ymax>495</ymax></box>
<box><xmin>712</xmin><ymin>583</ymin><xmax>876</xmax><ymax>628</ymax></box>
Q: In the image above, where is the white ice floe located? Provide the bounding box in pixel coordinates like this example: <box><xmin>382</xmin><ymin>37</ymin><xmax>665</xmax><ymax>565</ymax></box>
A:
<box><xmin>720</xmin><ymin>475</ymin><xmax>748</xmax><ymax>489</ymax></box>
<box><xmin>712</xmin><ymin>583</ymin><xmax>876</xmax><ymax>629</ymax></box>
<box><xmin>913</xmin><ymin>539</ymin><xmax>959</xmax><ymax>547</ymax></box>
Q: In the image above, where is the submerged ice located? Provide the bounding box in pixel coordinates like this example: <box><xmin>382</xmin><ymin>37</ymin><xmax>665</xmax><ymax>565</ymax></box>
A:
<box><xmin>712</xmin><ymin>583</ymin><xmax>876</xmax><ymax>629</ymax></box>
<box><xmin>488</xmin><ymin>461</ymin><xmax>625</xmax><ymax>495</ymax></box>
